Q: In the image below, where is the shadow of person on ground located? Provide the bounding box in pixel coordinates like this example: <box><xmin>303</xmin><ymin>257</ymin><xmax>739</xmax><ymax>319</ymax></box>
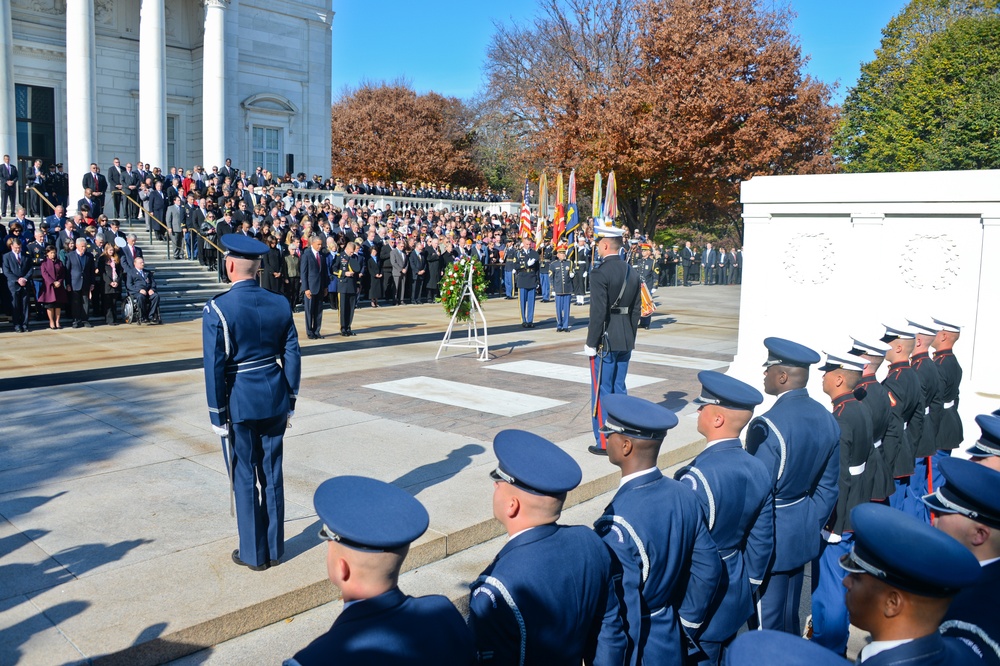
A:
<box><xmin>0</xmin><ymin>492</ymin><xmax>67</xmax><ymax>524</ymax></box>
<box><xmin>0</xmin><ymin>599</ymin><xmax>89</xmax><ymax>666</ymax></box>
<box><xmin>660</xmin><ymin>390</ymin><xmax>689</xmax><ymax>412</ymax></box>
<box><xmin>391</xmin><ymin>443</ymin><xmax>487</xmax><ymax>496</ymax></box>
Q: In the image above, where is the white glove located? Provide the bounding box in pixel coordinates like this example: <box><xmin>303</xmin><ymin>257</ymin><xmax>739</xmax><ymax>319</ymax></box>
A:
<box><xmin>569</xmin><ymin>272</ymin><xmax>575</xmax><ymax>278</ymax></box>
<box><xmin>527</xmin><ymin>258</ymin><xmax>536</xmax><ymax>266</ymax></box>
<box><xmin>583</xmin><ymin>271</ymin><xmax>588</xmax><ymax>277</ymax></box>
<box><xmin>584</xmin><ymin>345</ymin><xmax>598</xmax><ymax>357</ymax></box>
<box><xmin>212</xmin><ymin>424</ymin><xmax>229</xmax><ymax>437</ymax></box>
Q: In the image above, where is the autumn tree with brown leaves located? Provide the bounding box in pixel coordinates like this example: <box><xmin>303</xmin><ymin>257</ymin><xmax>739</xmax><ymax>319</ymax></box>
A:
<box><xmin>483</xmin><ymin>0</ymin><xmax>838</xmax><ymax>239</ymax></box>
<box><xmin>331</xmin><ymin>82</ymin><xmax>485</xmax><ymax>188</ymax></box>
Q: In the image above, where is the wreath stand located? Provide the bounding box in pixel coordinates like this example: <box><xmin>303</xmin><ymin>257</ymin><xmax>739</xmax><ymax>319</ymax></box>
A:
<box><xmin>436</xmin><ymin>261</ymin><xmax>489</xmax><ymax>361</ymax></box>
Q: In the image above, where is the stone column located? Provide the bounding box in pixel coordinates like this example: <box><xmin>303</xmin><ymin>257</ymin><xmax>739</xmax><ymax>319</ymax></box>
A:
<box><xmin>0</xmin><ymin>0</ymin><xmax>17</xmax><ymax>159</ymax></box>
<box><xmin>202</xmin><ymin>0</ymin><xmax>229</xmax><ymax>169</ymax></box>
<box><xmin>66</xmin><ymin>0</ymin><xmax>97</xmax><ymax>211</ymax></box>
<box><xmin>139</xmin><ymin>0</ymin><xmax>167</xmax><ymax>170</ymax></box>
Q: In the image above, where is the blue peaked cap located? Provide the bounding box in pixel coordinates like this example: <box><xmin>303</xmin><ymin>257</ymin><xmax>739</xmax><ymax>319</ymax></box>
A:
<box><xmin>314</xmin><ymin>476</ymin><xmax>429</xmax><ymax>552</ymax></box>
<box><xmin>600</xmin><ymin>393</ymin><xmax>679</xmax><ymax>440</ymax></box>
<box><xmin>694</xmin><ymin>371</ymin><xmax>764</xmax><ymax>411</ymax></box>
<box><xmin>763</xmin><ymin>337</ymin><xmax>820</xmax><ymax>368</ymax></box>
<box><xmin>491</xmin><ymin>430</ymin><xmax>582</xmax><ymax>495</ymax></box>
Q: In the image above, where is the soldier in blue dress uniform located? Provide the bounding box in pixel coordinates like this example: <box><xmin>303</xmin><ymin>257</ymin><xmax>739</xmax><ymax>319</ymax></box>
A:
<box><xmin>468</xmin><ymin>430</ymin><xmax>627</xmax><ymax>665</ymax></box>
<box><xmin>881</xmin><ymin>323</ymin><xmax>925</xmax><ymax>515</ymax></box>
<box><xmin>514</xmin><ymin>237</ymin><xmax>540</xmax><ymax>328</ymax></box>
<box><xmin>595</xmin><ymin>393</ymin><xmax>722</xmax><ymax>666</ymax></box>
<box><xmin>675</xmin><ymin>371</ymin><xmax>772</xmax><ymax>665</ymax></box>
<box><xmin>745</xmin><ymin>337</ymin><xmax>840</xmax><ymax>635</ymax></box>
<box><xmin>203</xmin><ymin>235</ymin><xmax>301</xmax><ymax>570</ymax></box>
<box><xmin>285</xmin><ymin>476</ymin><xmax>475</xmax><ymax>666</ymax></box>
<box><xmin>549</xmin><ymin>244</ymin><xmax>573</xmax><ymax>332</ymax></box>
<box><xmin>922</xmin><ymin>450</ymin><xmax>1000</xmax><ymax>665</ymax></box>
<box><xmin>725</xmin><ymin>630</ymin><xmax>850</xmax><ymax>666</ymax></box>
<box><xmin>840</xmin><ymin>503</ymin><xmax>982</xmax><ymax>666</ymax></box>
<box><xmin>967</xmin><ymin>413</ymin><xmax>1000</xmax><ymax>473</ymax></box>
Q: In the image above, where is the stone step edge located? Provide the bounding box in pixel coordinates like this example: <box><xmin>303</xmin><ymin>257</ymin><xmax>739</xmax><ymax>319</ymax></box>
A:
<box><xmin>87</xmin><ymin>437</ymin><xmax>705</xmax><ymax>665</ymax></box>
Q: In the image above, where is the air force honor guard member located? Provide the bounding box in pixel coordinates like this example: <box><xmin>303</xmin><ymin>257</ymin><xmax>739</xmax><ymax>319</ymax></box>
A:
<box><xmin>725</xmin><ymin>630</ymin><xmax>850</xmax><ymax>666</ymax></box>
<box><xmin>840</xmin><ymin>503</ymin><xmax>982</xmax><ymax>666</ymax></box>
<box><xmin>586</xmin><ymin>223</ymin><xmax>642</xmax><ymax>456</ymax></box>
<box><xmin>595</xmin><ymin>394</ymin><xmax>723</xmax><ymax>666</ymax></box>
<box><xmin>285</xmin><ymin>476</ymin><xmax>475</xmax><ymax>666</ymax></box>
<box><xmin>469</xmin><ymin>430</ymin><xmax>627</xmax><ymax>665</ymax></box>
<box><xmin>922</xmin><ymin>455</ymin><xmax>1000</xmax><ymax>665</ymax></box>
<box><xmin>745</xmin><ymin>337</ymin><xmax>840</xmax><ymax>635</ymax></box>
<box><xmin>203</xmin><ymin>235</ymin><xmax>301</xmax><ymax>571</ymax></box>
<box><xmin>676</xmin><ymin>371</ymin><xmax>773</xmax><ymax>665</ymax></box>
<box><xmin>968</xmin><ymin>413</ymin><xmax>1000</xmax><ymax>473</ymax></box>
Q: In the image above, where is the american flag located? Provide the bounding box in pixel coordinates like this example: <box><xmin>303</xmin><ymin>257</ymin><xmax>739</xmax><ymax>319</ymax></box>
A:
<box><xmin>519</xmin><ymin>176</ymin><xmax>532</xmax><ymax>238</ymax></box>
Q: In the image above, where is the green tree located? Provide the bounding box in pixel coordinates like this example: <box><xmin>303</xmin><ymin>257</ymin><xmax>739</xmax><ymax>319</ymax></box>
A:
<box><xmin>834</xmin><ymin>0</ymin><xmax>1000</xmax><ymax>171</ymax></box>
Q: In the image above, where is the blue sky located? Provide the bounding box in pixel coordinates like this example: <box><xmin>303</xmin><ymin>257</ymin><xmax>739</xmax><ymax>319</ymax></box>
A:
<box><xmin>331</xmin><ymin>1</ymin><xmax>910</xmax><ymax>104</ymax></box>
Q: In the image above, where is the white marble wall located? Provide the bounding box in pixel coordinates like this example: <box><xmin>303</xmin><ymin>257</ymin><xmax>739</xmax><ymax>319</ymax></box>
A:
<box><xmin>8</xmin><ymin>0</ymin><xmax>332</xmax><ymax>180</ymax></box>
<box><xmin>731</xmin><ymin>169</ymin><xmax>1000</xmax><ymax>445</ymax></box>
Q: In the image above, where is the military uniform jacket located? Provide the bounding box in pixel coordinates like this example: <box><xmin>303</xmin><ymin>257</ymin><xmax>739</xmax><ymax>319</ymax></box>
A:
<box><xmin>829</xmin><ymin>393</ymin><xmax>882</xmax><ymax>535</ymax></box>
<box><xmin>514</xmin><ymin>248</ymin><xmax>540</xmax><ymax>290</ymax></box>
<box><xmin>586</xmin><ymin>255</ymin><xmax>641</xmax><ymax>353</ymax></box>
<box><xmin>286</xmin><ymin>588</ymin><xmax>474</xmax><ymax>666</ymax></box>
<box><xmin>548</xmin><ymin>259</ymin><xmax>573</xmax><ymax>294</ymax></box>
<box><xmin>933</xmin><ymin>349</ymin><xmax>964</xmax><ymax>449</ymax></box>
<box><xmin>882</xmin><ymin>361</ymin><xmax>924</xmax><ymax>476</ymax></box>
<box><xmin>595</xmin><ymin>469</ymin><xmax>722</xmax><ymax>665</ymax></box>
<box><xmin>675</xmin><ymin>440</ymin><xmax>774</xmax><ymax>642</ymax></box>
<box><xmin>745</xmin><ymin>388</ymin><xmax>840</xmax><ymax>571</ymax></box>
<box><xmin>202</xmin><ymin>279</ymin><xmax>301</xmax><ymax>427</ymax></box>
<box><xmin>941</xmin><ymin>560</ymin><xmax>1000</xmax><ymax>666</ymax></box>
<box><xmin>503</xmin><ymin>248</ymin><xmax>517</xmax><ymax>273</ymax></box>
<box><xmin>856</xmin><ymin>377</ymin><xmax>903</xmax><ymax>499</ymax></box>
<box><xmin>334</xmin><ymin>253</ymin><xmax>363</xmax><ymax>294</ymax></box>
<box><xmin>862</xmin><ymin>632</ymin><xmax>982</xmax><ymax>666</ymax></box>
<box><xmin>911</xmin><ymin>351</ymin><xmax>943</xmax><ymax>458</ymax></box>
<box><xmin>468</xmin><ymin>523</ymin><xmax>627</xmax><ymax>666</ymax></box>
<box><xmin>636</xmin><ymin>257</ymin><xmax>657</xmax><ymax>290</ymax></box>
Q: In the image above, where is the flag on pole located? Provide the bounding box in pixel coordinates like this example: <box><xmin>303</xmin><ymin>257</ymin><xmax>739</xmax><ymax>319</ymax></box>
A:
<box><xmin>519</xmin><ymin>176</ymin><xmax>532</xmax><ymax>238</ymax></box>
<box><xmin>568</xmin><ymin>169</ymin><xmax>576</xmax><ymax>204</ymax></box>
<box><xmin>556</xmin><ymin>171</ymin><xmax>564</xmax><ymax>206</ymax></box>
<box><xmin>592</xmin><ymin>171</ymin><xmax>602</xmax><ymax>221</ymax></box>
<box><xmin>602</xmin><ymin>170</ymin><xmax>618</xmax><ymax>224</ymax></box>
<box><xmin>552</xmin><ymin>202</ymin><xmax>565</xmax><ymax>243</ymax></box>
<box><xmin>564</xmin><ymin>169</ymin><xmax>580</xmax><ymax>237</ymax></box>
<box><xmin>538</xmin><ymin>172</ymin><xmax>548</xmax><ymax>222</ymax></box>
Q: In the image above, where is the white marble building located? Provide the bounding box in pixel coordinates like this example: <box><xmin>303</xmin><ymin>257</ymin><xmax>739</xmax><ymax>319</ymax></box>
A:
<box><xmin>0</xmin><ymin>0</ymin><xmax>333</xmax><ymax>201</ymax></box>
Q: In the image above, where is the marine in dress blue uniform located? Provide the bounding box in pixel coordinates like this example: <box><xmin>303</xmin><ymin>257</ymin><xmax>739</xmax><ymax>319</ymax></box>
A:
<box><xmin>848</xmin><ymin>336</ymin><xmax>900</xmax><ymax>504</ymax></box>
<box><xmin>811</xmin><ymin>352</ymin><xmax>885</xmax><ymax>655</ymax></box>
<box><xmin>931</xmin><ymin>318</ymin><xmax>963</xmax><ymax>452</ymax></box>
<box><xmin>595</xmin><ymin>394</ymin><xmax>722</xmax><ymax>666</ymax></box>
<box><xmin>586</xmin><ymin>224</ymin><xmax>641</xmax><ymax>456</ymax></box>
<box><xmin>285</xmin><ymin>476</ymin><xmax>474</xmax><ymax>666</ymax></box>
<box><xmin>203</xmin><ymin>235</ymin><xmax>301</xmax><ymax>570</ymax></box>
<box><xmin>724</xmin><ymin>630</ymin><xmax>849</xmax><ymax>666</ymax></box>
<box><xmin>675</xmin><ymin>372</ymin><xmax>773</xmax><ymax>665</ymax></box>
<box><xmin>840</xmin><ymin>503</ymin><xmax>982</xmax><ymax>666</ymax></box>
<box><xmin>922</xmin><ymin>449</ymin><xmax>1000</xmax><ymax>666</ymax></box>
<box><xmin>881</xmin><ymin>323</ymin><xmax>925</xmax><ymax>515</ymax></box>
<box><xmin>468</xmin><ymin>430</ymin><xmax>627</xmax><ymax>665</ymax></box>
<box><xmin>744</xmin><ymin>337</ymin><xmax>840</xmax><ymax>635</ymax></box>
<box><xmin>514</xmin><ymin>237</ymin><xmax>540</xmax><ymax>327</ymax></box>
<box><xmin>907</xmin><ymin>318</ymin><xmax>945</xmax><ymax>501</ymax></box>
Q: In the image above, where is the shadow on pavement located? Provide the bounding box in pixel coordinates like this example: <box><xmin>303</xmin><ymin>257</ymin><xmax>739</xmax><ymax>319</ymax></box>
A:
<box><xmin>392</xmin><ymin>443</ymin><xmax>487</xmax><ymax>497</ymax></box>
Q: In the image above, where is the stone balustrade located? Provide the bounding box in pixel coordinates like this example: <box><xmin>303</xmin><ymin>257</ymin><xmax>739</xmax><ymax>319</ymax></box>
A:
<box><xmin>269</xmin><ymin>187</ymin><xmax>530</xmax><ymax>217</ymax></box>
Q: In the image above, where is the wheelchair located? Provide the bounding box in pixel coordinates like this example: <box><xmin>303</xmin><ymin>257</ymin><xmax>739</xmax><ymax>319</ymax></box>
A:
<box><xmin>123</xmin><ymin>294</ymin><xmax>140</xmax><ymax>325</ymax></box>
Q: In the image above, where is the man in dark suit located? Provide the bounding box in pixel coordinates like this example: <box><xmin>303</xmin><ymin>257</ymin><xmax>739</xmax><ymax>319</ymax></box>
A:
<box><xmin>300</xmin><ymin>235</ymin><xmax>329</xmax><ymax>339</ymax></box>
<box><xmin>25</xmin><ymin>159</ymin><xmax>45</xmax><ymax>218</ymax></box>
<box><xmin>65</xmin><ymin>237</ymin><xmax>95</xmax><ymax>327</ymax></box>
<box><xmin>219</xmin><ymin>159</ymin><xmax>236</xmax><ymax>182</ymax></box>
<box><xmin>215</xmin><ymin>209</ymin><xmax>234</xmax><ymax>282</ymax></box>
<box><xmin>126</xmin><ymin>256</ymin><xmax>160</xmax><ymax>324</ymax></box>
<box><xmin>3</xmin><ymin>238</ymin><xmax>34</xmax><ymax>332</ymax></box>
<box><xmin>121</xmin><ymin>233</ymin><xmax>144</xmax><ymax>268</ymax></box>
<box><xmin>122</xmin><ymin>162</ymin><xmax>140</xmax><ymax>221</ymax></box>
<box><xmin>287</xmin><ymin>477</ymin><xmax>474</xmax><ymax>665</ymax></box>
<box><xmin>681</xmin><ymin>240</ymin><xmax>694</xmax><ymax>286</ymax></box>
<box><xmin>81</xmin><ymin>163</ymin><xmax>107</xmax><ymax>218</ymax></box>
<box><xmin>107</xmin><ymin>157</ymin><xmax>125</xmax><ymax>220</ymax></box>
<box><xmin>147</xmin><ymin>180</ymin><xmax>168</xmax><ymax>240</ymax></box>
<box><xmin>408</xmin><ymin>241</ymin><xmax>427</xmax><ymax>304</ymax></box>
<box><xmin>586</xmin><ymin>225</ymin><xmax>641</xmax><ymax>455</ymax></box>
<box><xmin>701</xmin><ymin>242</ymin><xmax>716</xmax><ymax>285</ymax></box>
<box><xmin>2</xmin><ymin>154</ymin><xmax>18</xmax><ymax>216</ymax></box>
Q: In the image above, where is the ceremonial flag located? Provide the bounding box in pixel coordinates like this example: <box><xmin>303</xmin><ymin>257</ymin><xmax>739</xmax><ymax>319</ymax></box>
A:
<box><xmin>602</xmin><ymin>170</ymin><xmax>618</xmax><ymax>224</ymax></box>
<box><xmin>538</xmin><ymin>172</ymin><xmax>548</xmax><ymax>222</ymax></box>
<box><xmin>556</xmin><ymin>171</ymin><xmax>565</xmax><ymax>206</ymax></box>
<box><xmin>563</xmin><ymin>168</ymin><xmax>579</xmax><ymax>239</ymax></box>
<box><xmin>552</xmin><ymin>202</ymin><xmax>565</xmax><ymax>243</ymax></box>
<box><xmin>592</xmin><ymin>172</ymin><xmax>602</xmax><ymax>220</ymax></box>
<box><xmin>519</xmin><ymin>176</ymin><xmax>532</xmax><ymax>238</ymax></box>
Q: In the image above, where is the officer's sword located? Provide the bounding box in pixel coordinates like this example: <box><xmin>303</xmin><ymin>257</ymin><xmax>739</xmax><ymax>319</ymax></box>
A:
<box><xmin>220</xmin><ymin>420</ymin><xmax>235</xmax><ymax>517</ymax></box>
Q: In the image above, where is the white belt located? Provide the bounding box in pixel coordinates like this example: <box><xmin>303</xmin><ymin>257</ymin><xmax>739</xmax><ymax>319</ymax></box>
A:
<box><xmin>944</xmin><ymin>401</ymin><xmax>955</xmax><ymax>409</ymax></box>
<box><xmin>925</xmin><ymin>407</ymin><xmax>931</xmax><ymax>415</ymax></box>
<box><xmin>903</xmin><ymin>422</ymin><xmax>908</xmax><ymax>431</ymax></box>
<box><xmin>849</xmin><ymin>462</ymin><xmax>866</xmax><ymax>476</ymax></box>
<box><xmin>874</xmin><ymin>439</ymin><xmax>882</xmax><ymax>449</ymax></box>
<box><xmin>776</xmin><ymin>496</ymin><xmax>807</xmax><ymax>509</ymax></box>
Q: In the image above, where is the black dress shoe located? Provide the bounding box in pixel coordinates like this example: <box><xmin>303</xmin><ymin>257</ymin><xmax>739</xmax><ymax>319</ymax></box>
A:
<box><xmin>588</xmin><ymin>445</ymin><xmax>609</xmax><ymax>456</ymax></box>
<box><xmin>307</xmin><ymin>333</ymin><xmax>316</xmax><ymax>340</ymax></box>
<box><xmin>315</xmin><ymin>334</ymin><xmax>324</xmax><ymax>339</ymax></box>
<box><xmin>83</xmin><ymin>322</ymin><xmax>93</xmax><ymax>328</ymax></box>
<box><xmin>526</xmin><ymin>323</ymin><xmax>534</xmax><ymax>328</ymax></box>
<box><xmin>232</xmin><ymin>549</ymin><xmax>269</xmax><ymax>571</ymax></box>
<box><xmin>268</xmin><ymin>559</ymin><xmax>280</xmax><ymax>568</ymax></box>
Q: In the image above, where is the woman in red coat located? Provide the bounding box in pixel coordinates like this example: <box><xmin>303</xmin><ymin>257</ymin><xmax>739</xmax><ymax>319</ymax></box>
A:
<box><xmin>39</xmin><ymin>245</ymin><xmax>68</xmax><ymax>329</ymax></box>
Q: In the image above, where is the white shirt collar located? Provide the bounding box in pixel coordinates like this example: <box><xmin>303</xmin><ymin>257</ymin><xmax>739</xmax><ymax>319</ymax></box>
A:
<box><xmin>980</xmin><ymin>556</ymin><xmax>1000</xmax><ymax>567</ymax></box>
<box><xmin>860</xmin><ymin>639</ymin><xmax>913</xmax><ymax>662</ymax></box>
<box><xmin>508</xmin><ymin>526</ymin><xmax>538</xmax><ymax>543</ymax></box>
<box><xmin>703</xmin><ymin>438</ymin><xmax>735</xmax><ymax>449</ymax></box>
<box><xmin>619</xmin><ymin>467</ymin><xmax>658</xmax><ymax>489</ymax></box>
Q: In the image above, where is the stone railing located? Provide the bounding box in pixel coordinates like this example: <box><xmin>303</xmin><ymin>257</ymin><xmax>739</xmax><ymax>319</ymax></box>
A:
<box><xmin>264</xmin><ymin>187</ymin><xmax>530</xmax><ymax>217</ymax></box>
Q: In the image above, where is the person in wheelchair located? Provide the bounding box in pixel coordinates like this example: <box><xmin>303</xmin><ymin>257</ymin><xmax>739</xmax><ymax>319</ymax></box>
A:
<box><xmin>126</xmin><ymin>256</ymin><xmax>161</xmax><ymax>324</ymax></box>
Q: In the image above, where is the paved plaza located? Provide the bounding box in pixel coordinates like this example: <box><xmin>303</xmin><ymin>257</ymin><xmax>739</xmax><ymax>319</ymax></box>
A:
<box><xmin>1</xmin><ymin>285</ymin><xmax>743</xmax><ymax>665</ymax></box>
